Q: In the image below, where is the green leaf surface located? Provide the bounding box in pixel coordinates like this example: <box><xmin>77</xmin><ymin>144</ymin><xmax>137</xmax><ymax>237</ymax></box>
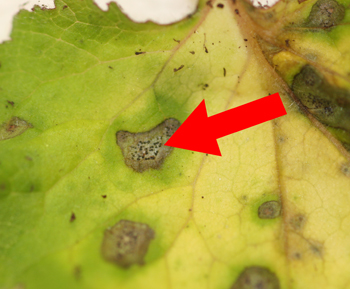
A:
<box><xmin>0</xmin><ymin>0</ymin><xmax>350</xmax><ymax>288</ymax></box>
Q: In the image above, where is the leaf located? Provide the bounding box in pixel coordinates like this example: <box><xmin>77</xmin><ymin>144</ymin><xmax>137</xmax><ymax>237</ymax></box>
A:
<box><xmin>0</xmin><ymin>0</ymin><xmax>349</xmax><ymax>288</ymax></box>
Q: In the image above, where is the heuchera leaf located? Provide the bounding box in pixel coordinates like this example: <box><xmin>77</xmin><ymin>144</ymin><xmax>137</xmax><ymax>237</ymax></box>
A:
<box><xmin>0</xmin><ymin>0</ymin><xmax>350</xmax><ymax>288</ymax></box>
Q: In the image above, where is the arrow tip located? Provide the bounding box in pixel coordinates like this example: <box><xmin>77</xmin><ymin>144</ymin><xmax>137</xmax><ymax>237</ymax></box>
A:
<box><xmin>165</xmin><ymin>100</ymin><xmax>222</xmax><ymax>156</ymax></box>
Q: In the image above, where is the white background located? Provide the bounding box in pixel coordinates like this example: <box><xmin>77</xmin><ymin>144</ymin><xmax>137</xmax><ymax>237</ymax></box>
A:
<box><xmin>0</xmin><ymin>0</ymin><xmax>275</xmax><ymax>43</ymax></box>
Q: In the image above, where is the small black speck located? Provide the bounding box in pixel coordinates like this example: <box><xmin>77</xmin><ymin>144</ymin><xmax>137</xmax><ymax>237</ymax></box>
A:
<box><xmin>285</xmin><ymin>39</ymin><xmax>290</xmax><ymax>47</ymax></box>
<box><xmin>217</xmin><ymin>3</ymin><xmax>224</xmax><ymax>8</ymax></box>
<box><xmin>204</xmin><ymin>46</ymin><xmax>208</xmax><ymax>53</ymax></box>
<box><xmin>174</xmin><ymin>65</ymin><xmax>184</xmax><ymax>72</ymax></box>
<box><xmin>135</xmin><ymin>51</ymin><xmax>146</xmax><ymax>55</ymax></box>
<box><xmin>189</xmin><ymin>51</ymin><xmax>195</xmax><ymax>54</ymax></box>
<box><xmin>102</xmin><ymin>195</ymin><xmax>107</xmax><ymax>199</ymax></box>
<box><xmin>108</xmin><ymin>66</ymin><xmax>113</xmax><ymax>69</ymax></box>
<box><xmin>202</xmin><ymin>196</ymin><xmax>204</xmax><ymax>199</ymax></box>
<box><xmin>223</xmin><ymin>68</ymin><xmax>226</xmax><ymax>77</ymax></box>
<box><xmin>173</xmin><ymin>38</ymin><xmax>180</xmax><ymax>43</ymax></box>
<box><xmin>63</xmin><ymin>5</ymin><xmax>68</xmax><ymax>9</ymax></box>
<box><xmin>70</xmin><ymin>213</ymin><xmax>76</xmax><ymax>222</ymax></box>
<box><xmin>244</xmin><ymin>39</ymin><xmax>248</xmax><ymax>41</ymax></box>
<box><xmin>235</xmin><ymin>9</ymin><xmax>239</xmax><ymax>15</ymax></box>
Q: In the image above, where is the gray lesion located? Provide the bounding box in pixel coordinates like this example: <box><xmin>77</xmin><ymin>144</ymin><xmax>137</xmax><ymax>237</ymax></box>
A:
<box><xmin>101</xmin><ymin>220</ymin><xmax>155</xmax><ymax>268</ymax></box>
<box><xmin>0</xmin><ymin>117</ymin><xmax>33</xmax><ymax>141</ymax></box>
<box><xmin>116</xmin><ymin>118</ymin><xmax>181</xmax><ymax>172</ymax></box>
<box><xmin>258</xmin><ymin>201</ymin><xmax>282</xmax><ymax>219</ymax></box>
<box><xmin>306</xmin><ymin>0</ymin><xmax>345</xmax><ymax>28</ymax></box>
<box><xmin>292</xmin><ymin>65</ymin><xmax>350</xmax><ymax>151</ymax></box>
<box><xmin>231</xmin><ymin>266</ymin><xmax>280</xmax><ymax>289</ymax></box>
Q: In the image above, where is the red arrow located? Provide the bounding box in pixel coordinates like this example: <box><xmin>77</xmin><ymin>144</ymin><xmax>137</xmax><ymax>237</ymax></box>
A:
<box><xmin>164</xmin><ymin>93</ymin><xmax>287</xmax><ymax>156</ymax></box>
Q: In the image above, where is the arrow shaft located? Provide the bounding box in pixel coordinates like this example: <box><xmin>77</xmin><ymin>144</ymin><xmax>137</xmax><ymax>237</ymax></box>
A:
<box><xmin>209</xmin><ymin>93</ymin><xmax>287</xmax><ymax>139</ymax></box>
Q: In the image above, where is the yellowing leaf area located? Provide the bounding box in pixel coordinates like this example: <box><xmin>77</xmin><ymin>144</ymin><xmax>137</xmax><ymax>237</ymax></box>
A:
<box><xmin>0</xmin><ymin>0</ymin><xmax>350</xmax><ymax>288</ymax></box>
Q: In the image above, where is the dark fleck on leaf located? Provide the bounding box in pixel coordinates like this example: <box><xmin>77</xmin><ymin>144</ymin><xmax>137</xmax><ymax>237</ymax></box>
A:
<box><xmin>70</xmin><ymin>213</ymin><xmax>76</xmax><ymax>222</ymax></box>
<box><xmin>7</xmin><ymin>100</ymin><xmax>14</xmax><ymax>106</ymax></box>
<box><xmin>206</xmin><ymin>0</ymin><xmax>213</xmax><ymax>8</ymax></box>
<box><xmin>217</xmin><ymin>3</ymin><xmax>224</xmax><ymax>8</ymax></box>
<box><xmin>135</xmin><ymin>51</ymin><xmax>146</xmax><ymax>55</ymax></box>
<box><xmin>174</xmin><ymin>65</ymin><xmax>184</xmax><ymax>72</ymax></box>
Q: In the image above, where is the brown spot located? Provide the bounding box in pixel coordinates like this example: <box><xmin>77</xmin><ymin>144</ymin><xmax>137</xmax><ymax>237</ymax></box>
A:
<box><xmin>289</xmin><ymin>214</ymin><xmax>306</xmax><ymax>231</ymax></box>
<box><xmin>174</xmin><ymin>65</ymin><xmax>184</xmax><ymax>72</ymax></box>
<box><xmin>135</xmin><ymin>51</ymin><xmax>146</xmax><ymax>55</ymax></box>
<box><xmin>206</xmin><ymin>0</ymin><xmax>213</xmax><ymax>8</ymax></box>
<box><xmin>101</xmin><ymin>220</ymin><xmax>155</xmax><ymax>268</ymax></box>
<box><xmin>285</xmin><ymin>39</ymin><xmax>290</xmax><ymax>47</ymax></box>
<box><xmin>63</xmin><ymin>5</ymin><xmax>68</xmax><ymax>9</ymax></box>
<box><xmin>70</xmin><ymin>213</ymin><xmax>76</xmax><ymax>222</ymax></box>
<box><xmin>102</xmin><ymin>195</ymin><xmax>107</xmax><ymax>199</ymax></box>
<box><xmin>217</xmin><ymin>3</ymin><xmax>224</xmax><ymax>8</ymax></box>
<box><xmin>231</xmin><ymin>266</ymin><xmax>280</xmax><ymax>289</ymax></box>
<box><xmin>244</xmin><ymin>39</ymin><xmax>248</xmax><ymax>41</ymax></box>
<box><xmin>204</xmin><ymin>45</ymin><xmax>208</xmax><ymax>53</ymax></box>
<box><xmin>258</xmin><ymin>201</ymin><xmax>281</xmax><ymax>219</ymax></box>
<box><xmin>0</xmin><ymin>117</ymin><xmax>33</xmax><ymax>141</ymax></box>
<box><xmin>173</xmin><ymin>38</ymin><xmax>180</xmax><ymax>43</ymax></box>
<box><xmin>235</xmin><ymin>9</ymin><xmax>240</xmax><ymax>15</ymax></box>
<box><xmin>202</xmin><ymin>83</ymin><xmax>209</xmax><ymax>90</ymax></box>
<box><xmin>108</xmin><ymin>66</ymin><xmax>113</xmax><ymax>69</ymax></box>
<box><xmin>223</xmin><ymin>67</ymin><xmax>226</xmax><ymax>77</ymax></box>
<box><xmin>189</xmin><ymin>51</ymin><xmax>195</xmax><ymax>54</ymax></box>
<box><xmin>116</xmin><ymin>119</ymin><xmax>180</xmax><ymax>173</ymax></box>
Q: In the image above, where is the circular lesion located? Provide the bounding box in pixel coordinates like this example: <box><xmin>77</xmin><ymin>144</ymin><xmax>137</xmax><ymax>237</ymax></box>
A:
<box><xmin>116</xmin><ymin>118</ymin><xmax>180</xmax><ymax>172</ymax></box>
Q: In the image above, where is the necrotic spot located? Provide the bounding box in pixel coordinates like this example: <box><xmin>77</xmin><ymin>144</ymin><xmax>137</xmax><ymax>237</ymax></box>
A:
<box><xmin>258</xmin><ymin>201</ymin><xmax>281</xmax><ymax>219</ymax></box>
<box><xmin>101</xmin><ymin>220</ymin><xmax>155</xmax><ymax>268</ymax></box>
<box><xmin>307</xmin><ymin>0</ymin><xmax>345</xmax><ymax>28</ymax></box>
<box><xmin>292</xmin><ymin>65</ymin><xmax>350</xmax><ymax>150</ymax></box>
<box><xmin>0</xmin><ymin>117</ymin><xmax>33</xmax><ymax>141</ymax></box>
<box><xmin>289</xmin><ymin>214</ymin><xmax>306</xmax><ymax>231</ymax></box>
<box><xmin>116</xmin><ymin>118</ymin><xmax>180</xmax><ymax>172</ymax></box>
<box><xmin>231</xmin><ymin>266</ymin><xmax>280</xmax><ymax>289</ymax></box>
